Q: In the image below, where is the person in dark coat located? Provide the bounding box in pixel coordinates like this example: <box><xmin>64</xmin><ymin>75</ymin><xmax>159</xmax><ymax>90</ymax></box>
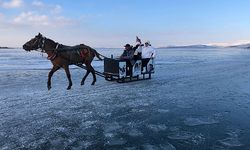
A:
<box><xmin>120</xmin><ymin>43</ymin><xmax>140</xmax><ymax>75</ymax></box>
<box><xmin>120</xmin><ymin>44</ymin><xmax>135</xmax><ymax>60</ymax></box>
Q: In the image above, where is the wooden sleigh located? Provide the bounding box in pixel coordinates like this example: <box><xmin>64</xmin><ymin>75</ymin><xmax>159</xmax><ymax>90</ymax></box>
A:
<box><xmin>103</xmin><ymin>58</ymin><xmax>155</xmax><ymax>83</ymax></box>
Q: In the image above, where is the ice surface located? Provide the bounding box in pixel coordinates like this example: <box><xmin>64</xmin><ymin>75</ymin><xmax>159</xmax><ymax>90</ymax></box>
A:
<box><xmin>1</xmin><ymin>48</ymin><xmax>250</xmax><ymax>149</ymax></box>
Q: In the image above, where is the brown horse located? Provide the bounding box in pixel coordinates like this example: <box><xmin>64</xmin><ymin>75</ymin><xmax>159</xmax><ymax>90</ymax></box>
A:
<box><xmin>23</xmin><ymin>33</ymin><xmax>103</xmax><ymax>90</ymax></box>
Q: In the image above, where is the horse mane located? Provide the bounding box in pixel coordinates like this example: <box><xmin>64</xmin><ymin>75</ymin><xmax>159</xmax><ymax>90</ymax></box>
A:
<box><xmin>45</xmin><ymin>37</ymin><xmax>71</xmax><ymax>49</ymax></box>
<box><xmin>45</xmin><ymin>37</ymin><xmax>57</xmax><ymax>45</ymax></box>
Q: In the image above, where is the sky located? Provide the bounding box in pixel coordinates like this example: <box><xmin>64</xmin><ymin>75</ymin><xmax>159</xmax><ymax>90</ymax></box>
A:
<box><xmin>0</xmin><ymin>0</ymin><xmax>250</xmax><ymax>47</ymax></box>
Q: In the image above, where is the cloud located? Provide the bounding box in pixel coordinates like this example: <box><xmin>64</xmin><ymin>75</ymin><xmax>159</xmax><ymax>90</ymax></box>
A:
<box><xmin>0</xmin><ymin>13</ymin><xmax>7</xmax><ymax>27</ymax></box>
<box><xmin>11</xmin><ymin>11</ymin><xmax>75</xmax><ymax>27</ymax></box>
<box><xmin>7</xmin><ymin>1</ymin><xmax>69</xmax><ymax>27</ymax></box>
<box><xmin>0</xmin><ymin>0</ymin><xmax>23</xmax><ymax>8</ymax></box>
<box><xmin>13</xmin><ymin>11</ymin><xmax>49</xmax><ymax>26</ymax></box>
<box><xmin>0</xmin><ymin>13</ymin><xmax>4</xmax><ymax>20</ymax></box>
<box><xmin>54</xmin><ymin>16</ymin><xmax>74</xmax><ymax>26</ymax></box>
<box><xmin>32</xmin><ymin>0</ymin><xmax>44</xmax><ymax>8</ymax></box>
<box><xmin>31</xmin><ymin>1</ymin><xmax>62</xmax><ymax>14</ymax></box>
<box><xmin>51</xmin><ymin>4</ymin><xmax>62</xmax><ymax>14</ymax></box>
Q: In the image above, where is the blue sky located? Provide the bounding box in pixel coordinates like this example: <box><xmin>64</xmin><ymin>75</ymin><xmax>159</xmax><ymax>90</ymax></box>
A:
<box><xmin>1</xmin><ymin>0</ymin><xmax>250</xmax><ymax>47</ymax></box>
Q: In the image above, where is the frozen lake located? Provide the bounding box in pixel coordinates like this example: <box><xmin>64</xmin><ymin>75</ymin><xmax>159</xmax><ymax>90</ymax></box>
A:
<box><xmin>1</xmin><ymin>47</ymin><xmax>250</xmax><ymax>149</ymax></box>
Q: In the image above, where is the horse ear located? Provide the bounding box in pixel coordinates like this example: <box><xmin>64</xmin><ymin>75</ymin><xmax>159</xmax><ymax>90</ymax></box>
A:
<box><xmin>38</xmin><ymin>32</ymin><xmax>42</xmax><ymax>37</ymax></box>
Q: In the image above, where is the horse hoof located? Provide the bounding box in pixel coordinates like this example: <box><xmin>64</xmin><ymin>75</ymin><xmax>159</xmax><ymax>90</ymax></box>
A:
<box><xmin>91</xmin><ymin>82</ymin><xmax>95</xmax><ymax>85</ymax></box>
<box><xmin>67</xmin><ymin>87</ymin><xmax>71</xmax><ymax>90</ymax></box>
<box><xmin>81</xmin><ymin>82</ymin><xmax>84</xmax><ymax>86</ymax></box>
<box><xmin>47</xmin><ymin>86</ymin><xmax>51</xmax><ymax>90</ymax></box>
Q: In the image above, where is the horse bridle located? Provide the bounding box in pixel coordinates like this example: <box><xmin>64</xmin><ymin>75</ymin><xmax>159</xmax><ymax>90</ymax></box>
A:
<box><xmin>32</xmin><ymin>36</ymin><xmax>46</xmax><ymax>52</ymax></box>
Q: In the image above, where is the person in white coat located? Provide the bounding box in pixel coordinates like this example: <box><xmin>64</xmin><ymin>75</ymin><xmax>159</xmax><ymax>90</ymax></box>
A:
<box><xmin>141</xmin><ymin>41</ymin><xmax>155</xmax><ymax>72</ymax></box>
<box><xmin>142</xmin><ymin>41</ymin><xmax>155</xmax><ymax>59</ymax></box>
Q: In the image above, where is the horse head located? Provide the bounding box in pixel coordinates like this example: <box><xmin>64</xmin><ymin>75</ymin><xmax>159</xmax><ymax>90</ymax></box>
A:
<box><xmin>23</xmin><ymin>33</ymin><xmax>45</xmax><ymax>51</ymax></box>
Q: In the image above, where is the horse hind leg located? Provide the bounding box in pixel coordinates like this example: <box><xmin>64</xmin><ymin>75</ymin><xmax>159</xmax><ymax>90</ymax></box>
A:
<box><xmin>63</xmin><ymin>65</ymin><xmax>73</xmax><ymax>90</ymax></box>
<box><xmin>83</xmin><ymin>63</ymin><xmax>96</xmax><ymax>85</ymax></box>
<box><xmin>89</xmin><ymin>65</ymin><xmax>96</xmax><ymax>85</ymax></box>
<box><xmin>47</xmin><ymin>66</ymin><xmax>60</xmax><ymax>90</ymax></box>
<box><xmin>81</xmin><ymin>70</ymin><xmax>90</xmax><ymax>86</ymax></box>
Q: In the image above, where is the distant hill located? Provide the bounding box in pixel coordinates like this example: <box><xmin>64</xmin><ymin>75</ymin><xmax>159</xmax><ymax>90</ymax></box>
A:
<box><xmin>0</xmin><ymin>46</ymin><xmax>12</xmax><ymax>49</ymax></box>
<box><xmin>0</xmin><ymin>46</ymin><xmax>9</xmax><ymax>49</ymax></box>
<box><xmin>227</xmin><ymin>43</ymin><xmax>250</xmax><ymax>49</ymax></box>
<box><xmin>158</xmin><ymin>44</ymin><xmax>218</xmax><ymax>49</ymax></box>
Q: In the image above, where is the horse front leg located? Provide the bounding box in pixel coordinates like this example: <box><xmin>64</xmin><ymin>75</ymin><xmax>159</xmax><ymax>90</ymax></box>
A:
<box><xmin>47</xmin><ymin>66</ymin><xmax>60</xmax><ymax>90</ymax></box>
<box><xmin>81</xmin><ymin>70</ymin><xmax>90</xmax><ymax>86</ymax></box>
<box><xmin>63</xmin><ymin>65</ymin><xmax>73</xmax><ymax>90</ymax></box>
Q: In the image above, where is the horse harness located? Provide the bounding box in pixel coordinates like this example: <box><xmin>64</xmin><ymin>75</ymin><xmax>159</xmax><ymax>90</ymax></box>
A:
<box><xmin>37</xmin><ymin>37</ymin><xmax>89</xmax><ymax>61</ymax></box>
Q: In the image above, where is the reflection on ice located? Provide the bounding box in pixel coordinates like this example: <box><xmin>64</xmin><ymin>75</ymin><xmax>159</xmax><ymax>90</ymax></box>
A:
<box><xmin>184</xmin><ymin>117</ymin><xmax>219</xmax><ymax>126</ymax></box>
<box><xmin>147</xmin><ymin>124</ymin><xmax>168</xmax><ymax>132</ymax></box>
<box><xmin>81</xmin><ymin>120</ymin><xmax>98</xmax><ymax>129</ymax></box>
<box><xmin>220</xmin><ymin>138</ymin><xmax>242</xmax><ymax>147</ymax></box>
<box><xmin>176</xmin><ymin>102</ymin><xmax>193</xmax><ymax>109</ymax></box>
<box><xmin>72</xmin><ymin>140</ymin><xmax>93</xmax><ymax>149</ymax></box>
<box><xmin>219</xmin><ymin>130</ymin><xmax>243</xmax><ymax>147</ymax></box>
<box><xmin>143</xmin><ymin>144</ymin><xmax>160</xmax><ymax>150</ymax></box>
<box><xmin>104</xmin><ymin>122</ymin><xmax>122</xmax><ymax>133</ymax></box>
<box><xmin>168</xmin><ymin>131</ymin><xmax>194</xmax><ymax>140</ymax></box>
<box><xmin>157</xmin><ymin>109</ymin><xmax>170</xmax><ymax>113</ymax></box>
<box><xmin>168</xmin><ymin>129</ymin><xmax>205</xmax><ymax>145</ymax></box>
<box><xmin>106</xmin><ymin>137</ymin><xmax>126</xmax><ymax>146</ymax></box>
<box><xmin>103</xmin><ymin>122</ymin><xmax>126</xmax><ymax>146</ymax></box>
<box><xmin>160</xmin><ymin>143</ymin><xmax>177</xmax><ymax>150</ymax></box>
<box><xmin>143</xmin><ymin>143</ymin><xmax>176</xmax><ymax>150</ymax></box>
<box><xmin>128</xmin><ymin>129</ymin><xmax>143</xmax><ymax>137</ymax></box>
<box><xmin>82</xmin><ymin>127</ymin><xmax>97</xmax><ymax>136</ymax></box>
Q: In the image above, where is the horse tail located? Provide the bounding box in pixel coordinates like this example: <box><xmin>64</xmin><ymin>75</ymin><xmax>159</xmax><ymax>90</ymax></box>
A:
<box><xmin>93</xmin><ymin>49</ymin><xmax>105</xmax><ymax>61</ymax></box>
